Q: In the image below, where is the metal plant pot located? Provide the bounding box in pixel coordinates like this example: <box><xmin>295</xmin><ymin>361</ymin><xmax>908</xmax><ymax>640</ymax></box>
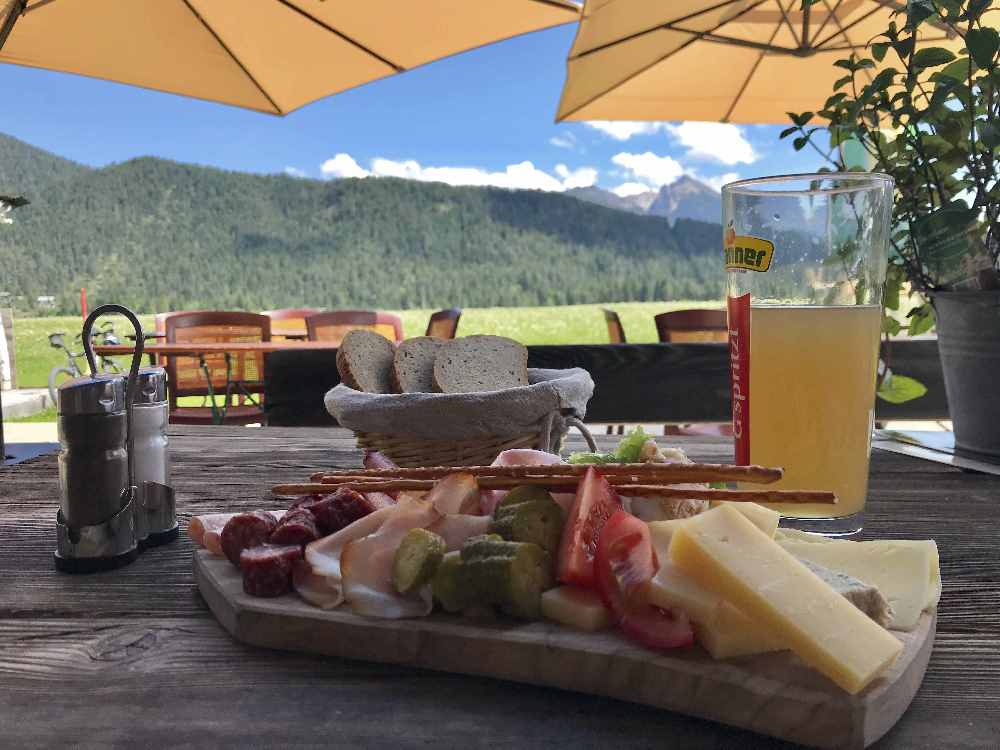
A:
<box><xmin>932</xmin><ymin>291</ymin><xmax>1000</xmax><ymax>461</ymax></box>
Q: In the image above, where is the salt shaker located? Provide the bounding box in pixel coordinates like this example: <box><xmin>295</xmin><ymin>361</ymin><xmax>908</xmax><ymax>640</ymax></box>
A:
<box><xmin>54</xmin><ymin>304</ymin><xmax>145</xmax><ymax>573</ymax></box>
<box><xmin>132</xmin><ymin>366</ymin><xmax>177</xmax><ymax>546</ymax></box>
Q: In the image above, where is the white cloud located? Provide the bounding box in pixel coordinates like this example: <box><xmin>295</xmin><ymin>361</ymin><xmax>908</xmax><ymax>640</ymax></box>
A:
<box><xmin>321</xmin><ymin>153</ymin><xmax>598</xmax><ymax>192</ymax></box>
<box><xmin>283</xmin><ymin>166</ymin><xmax>307</xmax><ymax>178</ymax></box>
<box><xmin>554</xmin><ymin>164</ymin><xmax>598</xmax><ymax>189</ymax></box>
<box><xmin>320</xmin><ymin>153</ymin><xmax>370</xmax><ymax>179</ymax></box>
<box><xmin>585</xmin><ymin>121</ymin><xmax>667</xmax><ymax>141</ymax></box>
<box><xmin>549</xmin><ymin>132</ymin><xmax>578</xmax><ymax>150</ymax></box>
<box><xmin>665</xmin><ymin>122</ymin><xmax>757</xmax><ymax>165</ymax></box>
<box><xmin>612</xmin><ymin>182</ymin><xmax>655</xmax><ymax>198</ymax></box>
<box><xmin>611</xmin><ymin>151</ymin><xmax>685</xmax><ymax>188</ymax></box>
<box><xmin>697</xmin><ymin>171</ymin><xmax>740</xmax><ymax>192</ymax></box>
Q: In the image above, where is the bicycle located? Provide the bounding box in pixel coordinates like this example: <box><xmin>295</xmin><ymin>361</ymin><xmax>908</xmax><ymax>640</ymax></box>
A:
<box><xmin>48</xmin><ymin>321</ymin><xmax>122</xmax><ymax>404</ymax></box>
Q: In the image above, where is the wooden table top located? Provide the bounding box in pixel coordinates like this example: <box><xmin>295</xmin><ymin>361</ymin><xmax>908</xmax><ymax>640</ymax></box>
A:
<box><xmin>2</xmin><ymin>426</ymin><xmax>998</xmax><ymax>749</ymax></box>
<box><xmin>95</xmin><ymin>341</ymin><xmax>338</xmax><ymax>355</ymax></box>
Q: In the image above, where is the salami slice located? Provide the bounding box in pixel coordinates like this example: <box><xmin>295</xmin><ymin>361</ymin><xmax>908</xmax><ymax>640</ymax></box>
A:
<box><xmin>269</xmin><ymin>508</ymin><xmax>320</xmax><ymax>546</ymax></box>
<box><xmin>221</xmin><ymin>511</ymin><xmax>279</xmax><ymax>567</ymax></box>
<box><xmin>240</xmin><ymin>544</ymin><xmax>303</xmax><ymax>597</ymax></box>
<box><xmin>303</xmin><ymin>488</ymin><xmax>376</xmax><ymax>536</ymax></box>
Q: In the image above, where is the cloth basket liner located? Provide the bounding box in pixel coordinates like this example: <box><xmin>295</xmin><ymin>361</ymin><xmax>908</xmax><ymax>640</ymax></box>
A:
<box><xmin>325</xmin><ymin>368</ymin><xmax>594</xmax><ymax>442</ymax></box>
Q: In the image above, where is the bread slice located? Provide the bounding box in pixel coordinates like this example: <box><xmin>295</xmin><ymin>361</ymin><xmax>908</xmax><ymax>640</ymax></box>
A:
<box><xmin>392</xmin><ymin>336</ymin><xmax>444</xmax><ymax>393</ymax></box>
<box><xmin>432</xmin><ymin>335</ymin><xmax>529</xmax><ymax>394</ymax></box>
<box><xmin>336</xmin><ymin>330</ymin><xmax>396</xmax><ymax>393</ymax></box>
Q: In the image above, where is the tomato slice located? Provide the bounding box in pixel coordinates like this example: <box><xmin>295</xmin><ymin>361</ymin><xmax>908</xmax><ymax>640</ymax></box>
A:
<box><xmin>620</xmin><ymin>606</ymin><xmax>694</xmax><ymax>650</ymax></box>
<box><xmin>595</xmin><ymin>509</ymin><xmax>693</xmax><ymax>651</ymax></box>
<box><xmin>556</xmin><ymin>467</ymin><xmax>623</xmax><ymax>588</ymax></box>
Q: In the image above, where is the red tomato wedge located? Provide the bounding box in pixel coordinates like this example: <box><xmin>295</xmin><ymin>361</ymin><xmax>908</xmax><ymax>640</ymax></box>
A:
<box><xmin>556</xmin><ymin>467</ymin><xmax>623</xmax><ymax>588</ymax></box>
<box><xmin>595</xmin><ymin>510</ymin><xmax>694</xmax><ymax>651</ymax></box>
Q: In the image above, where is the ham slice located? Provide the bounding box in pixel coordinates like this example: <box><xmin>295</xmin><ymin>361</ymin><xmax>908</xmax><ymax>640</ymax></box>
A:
<box><xmin>427</xmin><ymin>514</ymin><xmax>492</xmax><ymax>551</ymax></box>
<box><xmin>189</xmin><ymin>510</ymin><xmax>284</xmax><ymax>556</ymax></box>
<box><xmin>296</xmin><ymin>506</ymin><xmax>397</xmax><ymax>609</ymax></box>
<box><xmin>340</xmin><ymin>496</ymin><xmax>441</xmax><ymax>618</ymax></box>
<box><xmin>481</xmin><ymin>449</ymin><xmax>572</xmax><ymax>516</ymax></box>
<box><xmin>426</xmin><ymin>473</ymin><xmax>480</xmax><ymax>515</ymax></box>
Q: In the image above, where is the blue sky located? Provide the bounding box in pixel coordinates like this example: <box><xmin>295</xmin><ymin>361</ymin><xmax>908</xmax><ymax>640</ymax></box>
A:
<box><xmin>0</xmin><ymin>23</ymin><xmax>824</xmax><ymax>195</ymax></box>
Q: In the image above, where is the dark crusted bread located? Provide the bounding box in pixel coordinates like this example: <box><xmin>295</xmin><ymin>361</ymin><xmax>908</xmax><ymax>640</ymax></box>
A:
<box><xmin>391</xmin><ymin>336</ymin><xmax>444</xmax><ymax>393</ymax></box>
<box><xmin>336</xmin><ymin>330</ymin><xmax>396</xmax><ymax>393</ymax></box>
<box><xmin>432</xmin><ymin>335</ymin><xmax>529</xmax><ymax>393</ymax></box>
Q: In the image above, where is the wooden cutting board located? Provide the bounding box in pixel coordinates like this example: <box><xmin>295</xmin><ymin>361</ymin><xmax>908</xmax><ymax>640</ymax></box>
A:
<box><xmin>195</xmin><ymin>550</ymin><xmax>935</xmax><ymax>749</ymax></box>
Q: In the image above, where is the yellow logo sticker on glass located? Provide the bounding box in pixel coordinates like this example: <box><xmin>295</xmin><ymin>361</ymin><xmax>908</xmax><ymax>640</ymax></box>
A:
<box><xmin>724</xmin><ymin>227</ymin><xmax>774</xmax><ymax>272</ymax></box>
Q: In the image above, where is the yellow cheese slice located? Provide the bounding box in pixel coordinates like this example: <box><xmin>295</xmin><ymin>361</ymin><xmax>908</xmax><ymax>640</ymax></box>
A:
<box><xmin>776</xmin><ymin>538</ymin><xmax>940</xmax><ymax>631</ymax></box>
<box><xmin>670</xmin><ymin>505</ymin><xmax>903</xmax><ymax>694</ymax></box>
<box><xmin>541</xmin><ymin>585</ymin><xmax>612</xmax><ymax>632</ymax></box>
<box><xmin>694</xmin><ymin>602</ymin><xmax>786</xmax><ymax>660</ymax></box>
<box><xmin>648</xmin><ymin>561</ymin><xmax>722</xmax><ymax>623</ymax></box>
<box><xmin>649</xmin><ymin>502</ymin><xmax>778</xmax><ymax>552</ymax></box>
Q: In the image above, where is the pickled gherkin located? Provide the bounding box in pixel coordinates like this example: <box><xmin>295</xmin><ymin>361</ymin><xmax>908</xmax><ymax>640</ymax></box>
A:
<box><xmin>432</xmin><ymin>552</ymin><xmax>470</xmax><ymax>613</ymax></box>
<box><xmin>461</xmin><ymin>537</ymin><xmax>554</xmax><ymax>619</ymax></box>
<box><xmin>496</xmin><ymin>485</ymin><xmax>556</xmax><ymax>511</ymax></box>
<box><xmin>392</xmin><ymin>528</ymin><xmax>446</xmax><ymax>594</ymax></box>
<box><xmin>492</xmin><ymin>498</ymin><xmax>564</xmax><ymax>554</ymax></box>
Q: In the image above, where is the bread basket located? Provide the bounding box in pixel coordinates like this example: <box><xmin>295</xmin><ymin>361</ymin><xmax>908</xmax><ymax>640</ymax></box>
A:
<box><xmin>324</xmin><ymin>368</ymin><xmax>597</xmax><ymax>467</ymax></box>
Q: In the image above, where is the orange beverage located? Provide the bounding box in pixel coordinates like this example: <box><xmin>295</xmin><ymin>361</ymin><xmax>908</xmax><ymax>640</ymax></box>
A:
<box><xmin>740</xmin><ymin>304</ymin><xmax>881</xmax><ymax>517</ymax></box>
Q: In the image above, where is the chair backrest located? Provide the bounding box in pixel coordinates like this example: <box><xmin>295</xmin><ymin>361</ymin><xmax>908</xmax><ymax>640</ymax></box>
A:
<box><xmin>602</xmin><ymin>308</ymin><xmax>627</xmax><ymax>344</ymax></box>
<box><xmin>261</xmin><ymin>308</ymin><xmax>323</xmax><ymax>340</ymax></box>
<box><xmin>155</xmin><ymin>310</ymin><xmax>207</xmax><ymax>335</ymax></box>
<box><xmin>306</xmin><ymin>310</ymin><xmax>401</xmax><ymax>345</ymax></box>
<box><xmin>164</xmin><ymin>311</ymin><xmax>271</xmax><ymax>407</ymax></box>
<box><xmin>425</xmin><ymin>307</ymin><xmax>462</xmax><ymax>339</ymax></box>
<box><xmin>655</xmin><ymin>309</ymin><xmax>729</xmax><ymax>343</ymax></box>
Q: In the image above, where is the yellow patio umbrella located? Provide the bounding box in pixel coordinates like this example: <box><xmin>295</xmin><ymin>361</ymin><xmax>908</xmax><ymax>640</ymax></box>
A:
<box><xmin>0</xmin><ymin>0</ymin><xmax>580</xmax><ymax>115</ymax></box>
<box><xmin>557</xmin><ymin>0</ymin><xmax>964</xmax><ymax>124</ymax></box>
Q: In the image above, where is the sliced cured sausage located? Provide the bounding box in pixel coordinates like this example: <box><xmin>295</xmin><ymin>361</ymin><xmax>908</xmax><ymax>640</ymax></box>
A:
<box><xmin>221</xmin><ymin>511</ymin><xmax>279</xmax><ymax>567</ymax></box>
<box><xmin>240</xmin><ymin>544</ymin><xmax>303</xmax><ymax>597</ymax></box>
<box><xmin>269</xmin><ymin>508</ymin><xmax>320</xmax><ymax>546</ymax></box>
<box><xmin>302</xmin><ymin>488</ymin><xmax>376</xmax><ymax>536</ymax></box>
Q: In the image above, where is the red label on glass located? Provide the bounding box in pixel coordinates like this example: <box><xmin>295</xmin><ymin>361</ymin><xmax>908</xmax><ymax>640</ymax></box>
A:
<box><xmin>727</xmin><ymin>293</ymin><xmax>750</xmax><ymax>465</ymax></box>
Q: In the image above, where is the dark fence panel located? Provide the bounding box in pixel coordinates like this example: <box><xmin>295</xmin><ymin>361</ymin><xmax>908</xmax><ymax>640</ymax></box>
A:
<box><xmin>265</xmin><ymin>340</ymin><xmax>947</xmax><ymax>426</ymax></box>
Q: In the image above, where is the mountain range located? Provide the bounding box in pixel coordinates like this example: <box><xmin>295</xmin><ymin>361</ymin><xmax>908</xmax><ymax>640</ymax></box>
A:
<box><xmin>567</xmin><ymin>176</ymin><xmax>723</xmax><ymax>225</ymax></box>
<box><xmin>0</xmin><ymin>133</ymin><xmax>726</xmax><ymax>315</ymax></box>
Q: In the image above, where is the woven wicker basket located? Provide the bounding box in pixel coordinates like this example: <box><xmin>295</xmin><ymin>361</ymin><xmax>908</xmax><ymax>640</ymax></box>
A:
<box><xmin>325</xmin><ymin>368</ymin><xmax>596</xmax><ymax>468</ymax></box>
<box><xmin>353</xmin><ymin>414</ymin><xmax>595</xmax><ymax>468</ymax></box>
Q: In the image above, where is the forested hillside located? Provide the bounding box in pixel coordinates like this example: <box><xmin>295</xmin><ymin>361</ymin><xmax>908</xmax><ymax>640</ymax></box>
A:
<box><xmin>0</xmin><ymin>135</ymin><xmax>725</xmax><ymax>314</ymax></box>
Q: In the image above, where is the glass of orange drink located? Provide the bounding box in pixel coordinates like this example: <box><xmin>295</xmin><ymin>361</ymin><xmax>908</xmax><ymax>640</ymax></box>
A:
<box><xmin>722</xmin><ymin>173</ymin><xmax>894</xmax><ymax>535</ymax></box>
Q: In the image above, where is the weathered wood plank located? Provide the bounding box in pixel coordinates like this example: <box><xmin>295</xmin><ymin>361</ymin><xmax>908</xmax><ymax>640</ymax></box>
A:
<box><xmin>0</xmin><ymin>426</ymin><xmax>997</xmax><ymax>750</ymax></box>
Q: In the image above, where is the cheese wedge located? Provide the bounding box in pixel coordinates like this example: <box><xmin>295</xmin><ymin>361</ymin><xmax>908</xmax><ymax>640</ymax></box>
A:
<box><xmin>541</xmin><ymin>586</ymin><xmax>612</xmax><ymax>632</ymax></box>
<box><xmin>670</xmin><ymin>505</ymin><xmax>903</xmax><ymax>694</ymax></box>
<box><xmin>777</xmin><ymin>538</ymin><xmax>940</xmax><ymax>631</ymax></box>
<box><xmin>649</xmin><ymin>502</ymin><xmax>779</xmax><ymax>552</ymax></box>
<box><xmin>694</xmin><ymin>602</ymin><xmax>785</xmax><ymax>660</ymax></box>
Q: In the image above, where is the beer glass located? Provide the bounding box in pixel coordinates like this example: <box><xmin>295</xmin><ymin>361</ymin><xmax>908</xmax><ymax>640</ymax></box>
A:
<box><xmin>723</xmin><ymin>173</ymin><xmax>893</xmax><ymax>535</ymax></box>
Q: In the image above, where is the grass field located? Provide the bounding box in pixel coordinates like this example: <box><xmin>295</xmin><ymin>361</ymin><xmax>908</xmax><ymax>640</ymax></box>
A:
<box><xmin>7</xmin><ymin>301</ymin><xmax>721</xmax><ymax>391</ymax></box>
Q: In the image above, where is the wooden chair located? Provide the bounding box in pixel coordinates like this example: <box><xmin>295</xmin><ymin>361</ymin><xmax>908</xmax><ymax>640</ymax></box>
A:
<box><xmin>306</xmin><ymin>310</ymin><xmax>403</xmax><ymax>345</ymax></box>
<box><xmin>164</xmin><ymin>311</ymin><xmax>270</xmax><ymax>425</ymax></box>
<box><xmin>425</xmin><ymin>307</ymin><xmax>462</xmax><ymax>339</ymax></box>
<box><xmin>654</xmin><ymin>309</ymin><xmax>728</xmax><ymax>343</ymax></box>
<box><xmin>261</xmin><ymin>308</ymin><xmax>322</xmax><ymax>341</ymax></box>
<box><xmin>602</xmin><ymin>308</ymin><xmax>627</xmax><ymax>344</ymax></box>
<box><xmin>655</xmin><ymin>309</ymin><xmax>732</xmax><ymax>437</ymax></box>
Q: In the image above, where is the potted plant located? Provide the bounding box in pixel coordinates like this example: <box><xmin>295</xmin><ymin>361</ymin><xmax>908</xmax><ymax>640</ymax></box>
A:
<box><xmin>783</xmin><ymin>0</ymin><xmax>1000</xmax><ymax>460</ymax></box>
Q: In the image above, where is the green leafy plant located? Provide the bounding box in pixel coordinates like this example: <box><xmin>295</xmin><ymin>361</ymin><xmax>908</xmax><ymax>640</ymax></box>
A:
<box><xmin>782</xmin><ymin>0</ymin><xmax>998</xmax><ymax>403</ymax></box>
